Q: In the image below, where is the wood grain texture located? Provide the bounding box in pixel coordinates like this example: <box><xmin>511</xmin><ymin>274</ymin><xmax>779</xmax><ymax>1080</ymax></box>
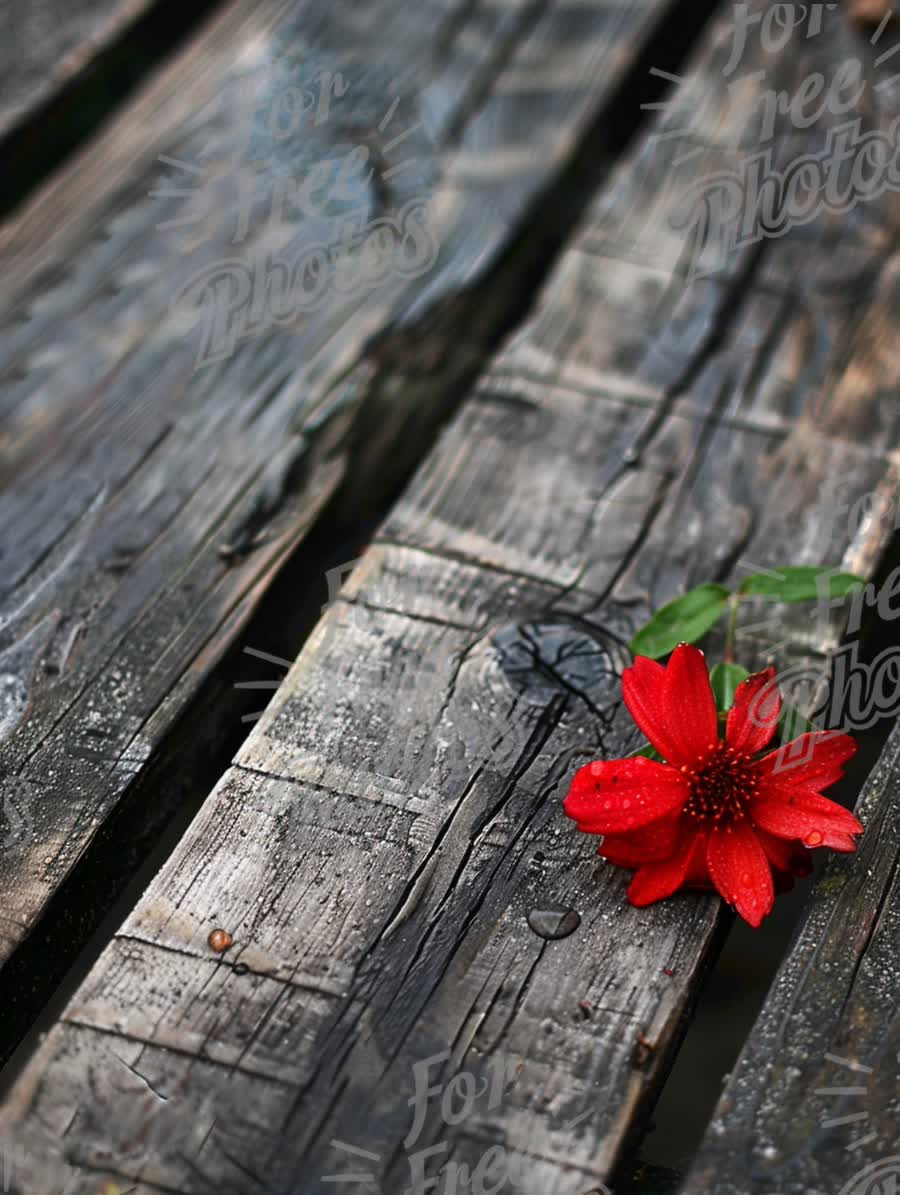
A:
<box><xmin>3</xmin><ymin>2</ymin><xmax>900</xmax><ymax>1193</ymax></box>
<box><xmin>683</xmin><ymin>722</ymin><xmax>900</xmax><ymax>1195</ymax></box>
<box><xmin>0</xmin><ymin>0</ymin><xmax>674</xmax><ymax>1030</ymax></box>
<box><xmin>0</xmin><ymin>0</ymin><xmax>156</xmax><ymax>141</ymax></box>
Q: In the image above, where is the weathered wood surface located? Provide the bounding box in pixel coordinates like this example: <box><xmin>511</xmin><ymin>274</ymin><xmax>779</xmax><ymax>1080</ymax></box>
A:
<box><xmin>684</xmin><ymin>721</ymin><xmax>900</xmax><ymax>1195</ymax></box>
<box><xmin>0</xmin><ymin>0</ymin><xmax>156</xmax><ymax>142</ymax></box>
<box><xmin>0</xmin><ymin>0</ymin><xmax>682</xmax><ymax>1050</ymax></box>
<box><xmin>3</xmin><ymin>3</ymin><xmax>900</xmax><ymax>1193</ymax></box>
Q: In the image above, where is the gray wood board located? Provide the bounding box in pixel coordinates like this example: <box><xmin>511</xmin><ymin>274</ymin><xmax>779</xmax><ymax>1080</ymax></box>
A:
<box><xmin>3</xmin><ymin>3</ymin><xmax>900</xmax><ymax>1193</ymax></box>
<box><xmin>0</xmin><ymin>0</ymin><xmax>674</xmax><ymax>1018</ymax></box>
<box><xmin>0</xmin><ymin>0</ymin><xmax>159</xmax><ymax>142</ymax></box>
<box><xmin>683</xmin><ymin>720</ymin><xmax>900</xmax><ymax>1195</ymax></box>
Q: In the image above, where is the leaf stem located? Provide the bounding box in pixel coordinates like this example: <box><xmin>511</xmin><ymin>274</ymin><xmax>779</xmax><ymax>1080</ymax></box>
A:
<box><xmin>724</xmin><ymin>594</ymin><xmax>740</xmax><ymax>664</ymax></box>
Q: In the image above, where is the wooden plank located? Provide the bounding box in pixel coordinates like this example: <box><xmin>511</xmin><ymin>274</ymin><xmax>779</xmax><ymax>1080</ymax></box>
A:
<box><xmin>0</xmin><ymin>0</ymin><xmax>230</xmax><ymax>220</ymax></box>
<box><xmin>0</xmin><ymin>0</ymin><xmax>157</xmax><ymax>142</ymax></box>
<box><xmin>683</xmin><ymin>721</ymin><xmax>900</xmax><ymax>1195</ymax></box>
<box><xmin>3</xmin><ymin>2</ymin><xmax>900</xmax><ymax>1192</ymax></box>
<box><xmin>0</xmin><ymin>0</ymin><xmax>686</xmax><ymax>1052</ymax></box>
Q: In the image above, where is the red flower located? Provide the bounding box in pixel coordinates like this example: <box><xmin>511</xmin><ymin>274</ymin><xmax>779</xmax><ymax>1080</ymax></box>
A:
<box><xmin>563</xmin><ymin>644</ymin><xmax>862</xmax><ymax>927</ymax></box>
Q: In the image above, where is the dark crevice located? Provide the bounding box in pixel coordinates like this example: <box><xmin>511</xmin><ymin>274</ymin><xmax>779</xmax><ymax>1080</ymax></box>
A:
<box><xmin>0</xmin><ymin>0</ymin><xmax>229</xmax><ymax>220</ymax></box>
<box><xmin>615</xmin><ymin>530</ymin><xmax>900</xmax><ymax>1184</ymax></box>
<box><xmin>0</xmin><ymin>0</ymin><xmax>726</xmax><ymax>1087</ymax></box>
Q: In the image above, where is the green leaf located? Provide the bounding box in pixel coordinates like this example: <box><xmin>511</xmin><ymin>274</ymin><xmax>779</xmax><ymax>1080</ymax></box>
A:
<box><xmin>629</xmin><ymin>585</ymin><xmax>731</xmax><ymax>660</ymax></box>
<box><xmin>629</xmin><ymin>742</ymin><xmax>663</xmax><ymax>761</ymax></box>
<box><xmin>738</xmin><ymin>567</ymin><xmax>866</xmax><ymax>603</ymax></box>
<box><xmin>778</xmin><ymin>704</ymin><xmax>816</xmax><ymax>744</ymax></box>
<box><xmin>709</xmin><ymin>662</ymin><xmax>750</xmax><ymax>713</ymax></box>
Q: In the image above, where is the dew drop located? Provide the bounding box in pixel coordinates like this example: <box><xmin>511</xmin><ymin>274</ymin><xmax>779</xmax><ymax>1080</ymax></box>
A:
<box><xmin>805</xmin><ymin>830</ymin><xmax>824</xmax><ymax>847</ymax></box>
<box><xmin>208</xmin><ymin>928</ymin><xmax>233</xmax><ymax>953</ymax></box>
<box><xmin>527</xmin><ymin>904</ymin><xmax>581</xmax><ymax>941</ymax></box>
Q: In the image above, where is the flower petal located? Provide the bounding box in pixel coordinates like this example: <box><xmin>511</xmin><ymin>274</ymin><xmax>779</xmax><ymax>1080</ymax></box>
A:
<box><xmin>706</xmin><ymin>824</ymin><xmax>775</xmax><ymax>928</ymax></box>
<box><xmin>751</xmin><ymin>791</ymin><xmax>862</xmax><ymax>851</ymax></box>
<box><xmin>726</xmin><ymin>667</ymin><xmax>781</xmax><ymax>756</ymax></box>
<box><xmin>598</xmin><ymin>814</ymin><xmax>681</xmax><ymax>868</ymax></box>
<box><xmin>754</xmin><ymin>825</ymin><xmax>794</xmax><ymax>873</ymax></box>
<box><xmin>663</xmin><ymin>644</ymin><xmax>720</xmax><ymax>764</ymax></box>
<box><xmin>627</xmin><ymin>829</ymin><xmax>707</xmax><ymax>907</ymax></box>
<box><xmin>621</xmin><ymin>656</ymin><xmax>684</xmax><ymax>764</ymax></box>
<box><xmin>755</xmin><ymin>827</ymin><xmax>813</xmax><ymax>879</ymax></box>
<box><xmin>792</xmin><ymin>790</ymin><xmax>863</xmax><ymax>832</ymax></box>
<box><xmin>564</xmin><ymin>758</ymin><xmax>689</xmax><ymax>835</ymax></box>
<box><xmin>683</xmin><ymin>834</ymin><xmax>714</xmax><ymax>889</ymax></box>
<box><xmin>759</xmin><ymin>828</ymin><xmax>814</xmax><ymax>893</ymax></box>
<box><xmin>752</xmin><ymin>732</ymin><xmax>858</xmax><ymax>791</ymax></box>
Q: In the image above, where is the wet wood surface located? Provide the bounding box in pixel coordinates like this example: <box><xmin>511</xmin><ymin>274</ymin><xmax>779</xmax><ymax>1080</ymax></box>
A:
<box><xmin>2</xmin><ymin>3</ymin><xmax>899</xmax><ymax>1192</ymax></box>
<box><xmin>0</xmin><ymin>0</ymin><xmax>679</xmax><ymax>1053</ymax></box>
<box><xmin>684</xmin><ymin>720</ymin><xmax>900</xmax><ymax>1195</ymax></box>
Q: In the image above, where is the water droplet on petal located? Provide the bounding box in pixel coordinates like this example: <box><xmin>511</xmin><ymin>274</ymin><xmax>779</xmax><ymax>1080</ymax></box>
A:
<box><xmin>805</xmin><ymin>831</ymin><xmax>824</xmax><ymax>847</ymax></box>
<box><xmin>527</xmin><ymin>904</ymin><xmax>581</xmax><ymax>941</ymax></box>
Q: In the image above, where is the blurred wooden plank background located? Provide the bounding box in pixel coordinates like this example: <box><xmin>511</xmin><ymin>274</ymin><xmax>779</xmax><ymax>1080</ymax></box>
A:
<box><xmin>2</xmin><ymin>2</ymin><xmax>899</xmax><ymax>1191</ymax></box>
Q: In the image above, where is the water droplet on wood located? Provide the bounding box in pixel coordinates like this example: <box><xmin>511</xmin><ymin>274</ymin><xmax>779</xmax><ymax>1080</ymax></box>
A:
<box><xmin>527</xmin><ymin>904</ymin><xmax>581</xmax><ymax>940</ymax></box>
<box><xmin>208</xmin><ymin>928</ymin><xmax>233</xmax><ymax>953</ymax></box>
